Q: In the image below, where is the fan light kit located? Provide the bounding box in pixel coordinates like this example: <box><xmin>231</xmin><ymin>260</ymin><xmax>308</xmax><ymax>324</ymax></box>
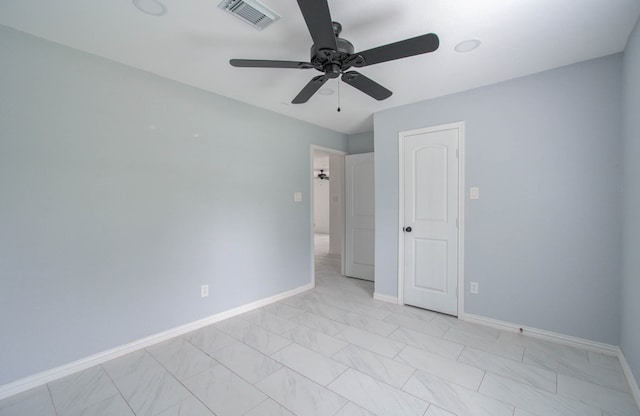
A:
<box><xmin>318</xmin><ymin>88</ymin><xmax>334</xmax><ymax>96</ymax></box>
<box><xmin>454</xmin><ymin>39</ymin><xmax>481</xmax><ymax>53</ymax></box>
<box><xmin>229</xmin><ymin>0</ymin><xmax>440</xmax><ymax>106</ymax></box>
<box><xmin>132</xmin><ymin>0</ymin><xmax>167</xmax><ymax>16</ymax></box>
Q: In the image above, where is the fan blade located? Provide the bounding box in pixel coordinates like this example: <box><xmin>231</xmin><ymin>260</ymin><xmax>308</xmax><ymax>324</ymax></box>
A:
<box><xmin>342</xmin><ymin>71</ymin><xmax>392</xmax><ymax>101</ymax></box>
<box><xmin>296</xmin><ymin>0</ymin><xmax>337</xmax><ymax>51</ymax></box>
<box><xmin>353</xmin><ymin>33</ymin><xmax>439</xmax><ymax>67</ymax></box>
<box><xmin>230</xmin><ymin>59</ymin><xmax>314</xmax><ymax>69</ymax></box>
<box><xmin>292</xmin><ymin>75</ymin><xmax>330</xmax><ymax>104</ymax></box>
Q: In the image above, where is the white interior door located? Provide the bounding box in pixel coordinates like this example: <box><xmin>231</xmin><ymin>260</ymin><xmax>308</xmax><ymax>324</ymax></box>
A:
<box><xmin>345</xmin><ymin>153</ymin><xmax>374</xmax><ymax>281</ymax></box>
<box><xmin>402</xmin><ymin>126</ymin><xmax>460</xmax><ymax>315</ymax></box>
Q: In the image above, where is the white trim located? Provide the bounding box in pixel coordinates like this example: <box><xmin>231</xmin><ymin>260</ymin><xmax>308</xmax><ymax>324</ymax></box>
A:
<box><xmin>397</xmin><ymin>121</ymin><xmax>466</xmax><ymax>316</ymax></box>
<box><xmin>373</xmin><ymin>292</ymin><xmax>399</xmax><ymax>304</ymax></box>
<box><xmin>618</xmin><ymin>348</ymin><xmax>640</xmax><ymax>409</ymax></box>
<box><xmin>310</xmin><ymin>145</ymin><xmax>347</xmax><ymax>284</ymax></box>
<box><xmin>0</xmin><ymin>283</ymin><xmax>313</xmax><ymax>400</ymax></box>
<box><xmin>460</xmin><ymin>311</ymin><xmax>640</xmax><ymax>409</ymax></box>
<box><xmin>460</xmin><ymin>312</ymin><xmax>619</xmax><ymax>355</ymax></box>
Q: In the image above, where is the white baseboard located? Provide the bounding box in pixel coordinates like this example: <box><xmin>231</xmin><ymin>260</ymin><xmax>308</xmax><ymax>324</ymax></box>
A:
<box><xmin>460</xmin><ymin>313</ymin><xmax>640</xmax><ymax>410</ymax></box>
<box><xmin>0</xmin><ymin>283</ymin><xmax>313</xmax><ymax>400</ymax></box>
<box><xmin>373</xmin><ymin>292</ymin><xmax>398</xmax><ymax>304</ymax></box>
<box><xmin>618</xmin><ymin>348</ymin><xmax>640</xmax><ymax>410</ymax></box>
<box><xmin>460</xmin><ymin>312</ymin><xmax>619</xmax><ymax>355</ymax></box>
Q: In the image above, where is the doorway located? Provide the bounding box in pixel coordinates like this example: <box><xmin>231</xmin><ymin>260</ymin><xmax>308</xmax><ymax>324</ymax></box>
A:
<box><xmin>311</xmin><ymin>146</ymin><xmax>346</xmax><ymax>286</ymax></box>
<box><xmin>398</xmin><ymin>122</ymin><xmax>465</xmax><ymax>316</ymax></box>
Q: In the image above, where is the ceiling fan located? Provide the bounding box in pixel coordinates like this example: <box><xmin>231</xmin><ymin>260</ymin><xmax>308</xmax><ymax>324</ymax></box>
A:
<box><xmin>229</xmin><ymin>0</ymin><xmax>439</xmax><ymax>105</ymax></box>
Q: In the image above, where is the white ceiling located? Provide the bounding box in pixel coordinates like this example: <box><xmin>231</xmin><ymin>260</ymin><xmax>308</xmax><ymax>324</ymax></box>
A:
<box><xmin>1</xmin><ymin>0</ymin><xmax>638</xmax><ymax>134</ymax></box>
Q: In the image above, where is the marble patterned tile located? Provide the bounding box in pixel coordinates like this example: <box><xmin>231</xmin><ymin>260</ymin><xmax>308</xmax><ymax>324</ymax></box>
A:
<box><xmin>281</xmin><ymin>293</ymin><xmax>310</xmax><ymax>308</ymax></box>
<box><xmin>336</xmin><ymin>326</ymin><xmax>405</xmax><ymax>358</ymax></box>
<box><xmin>587</xmin><ymin>351</ymin><xmax>623</xmax><ymax>372</ymax></box>
<box><xmin>524</xmin><ymin>346</ymin><xmax>629</xmax><ymax>393</ymax></box>
<box><xmin>262</xmin><ymin>303</ymin><xmax>306</xmax><ymax>320</ymax></box>
<box><xmin>498</xmin><ymin>331</ymin><xmax>577</xmax><ymax>350</ymax></box>
<box><xmin>282</xmin><ymin>325</ymin><xmax>348</xmax><ymax>357</ymax></box>
<box><xmin>424</xmin><ymin>405</ymin><xmax>456</xmax><ymax>416</ymax></box>
<box><xmin>184</xmin><ymin>325</ymin><xmax>237</xmax><ymax>355</ymax></box>
<box><xmin>557</xmin><ymin>374</ymin><xmax>639</xmax><ymax>416</ymax></box>
<box><xmin>114</xmin><ymin>360</ymin><xmax>191</xmax><ymax>416</ymax></box>
<box><xmin>215</xmin><ymin>318</ymin><xmax>292</xmax><ymax>355</ymax></box>
<box><xmin>458</xmin><ymin>347</ymin><xmax>557</xmax><ymax>392</ymax></box>
<box><xmin>388</xmin><ymin>327</ymin><xmax>464</xmax><ymax>360</ymax></box>
<box><xmin>331</xmin><ymin>344</ymin><xmax>415</xmax><ymax>388</ymax></box>
<box><xmin>402</xmin><ymin>371</ymin><xmax>513</xmax><ymax>416</ymax></box>
<box><xmin>0</xmin><ymin>386</ymin><xmax>56</xmax><ymax>416</ymax></box>
<box><xmin>210</xmin><ymin>341</ymin><xmax>281</xmax><ymax>384</ymax></box>
<box><xmin>242</xmin><ymin>399</ymin><xmax>294</xmax><ymax>416</ymax></box>
<box><xmin>102</xmin><ymin>350</ymin><xmax>158</xmax><ymax>381</ymax></box>
<box><xmin>155</xmin><ymin>396</ymin><xmax>215</xmax><ymax>416</ymax></box>
<box><xmin>383</xmin><ymin>313</ymin><xmax>449</xmax><ymax>338</ymax></box>
<box><xmin>183</xmin><ymin>364</ymin><xmax>266</xmax><ymax>416</ymax></box>
<box><xmin>396</xmin><ymin>345</ymin><xmax>485</xmax><ymax>390</ymax></box>
<box><xmin>327</xmin><ymin>369</ymin><xmax>429</xmax><ymax>416</ymax></box>
<box><xmin>289</xmin><ymin>311</ymin><xmax>348</xmax><ymax>336</ymax></box>
<box><xmin>393</xmin><ymin>305</ymin><xmax>438</xmax><ymax>322</ymax></box>
<box><xmin>334</xmin><ymin>402</ymin><xmax>377</xmax><ymax>416</ymax></box>
<box><xmin>240</xmin><ymin>309</ymin><xmax>300</xmax><ymax>335</ymax></box>
<box><xmin>312</xmin><ymin>293</ymin><xmax>392</xmax><ymax>321</ymax></box>
<box><xmin>443</xmin><ymin>327</ymin><xmax>525</xmax><ymax>362</ymax></box>
<box><xmin>256</xmin><ymin>368</ymin><xmax>347</xmax><ymax>416</ymax></box>
<box><xmin>147</xmin><ymin>338</ymin><xmax>216</xmax><ymax>381</ymax></box>
<box><xmin>270</xmin><ymin>343</ymin><xmax>348</xmax><ymax>386</ymax></box>
<box><xmin>513</xmin><ymin>409</ymin><xmax>541</xmax><ymax>416</ymax></box>
<box><xmin>72</xmin><ymin>394</ymin><xmax>134</xmax><ymax>416</ymax></box>
<box><xmin>299</xmin><ymin>301</ymin><xmax>397</xmax><ymax>336</ymax></box>
<box><xmin>479</xmin><ymin>372</ymin><xmax>601</xmax><ymax>416</ymax></box>
<box><xmin>432</xmin><ymin>316</ymin><xmax>501</xmax><ymax>340</ymax></box>
<box><xmin>48</xmin><ymin>366</ymin><xmax>119</xmax><ymax>416</ymax></box>
<box><xmin>340</xmin><ymin>312</ymin><xmax>399</xmax><ymax>337</ymax></box>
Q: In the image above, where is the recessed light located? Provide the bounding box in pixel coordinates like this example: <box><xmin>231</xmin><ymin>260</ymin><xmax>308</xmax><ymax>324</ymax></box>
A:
<box><xmin>454</xmin><ymin>39</ymin><xmax>481</xmax><ymax>53</ymax></box>
<box><xmin>318</xmin><ymin>88</ymin><xmax>334</xmax><ymax>96</ymax></box>
<box><xmin>133</xmin><ymin>0</ymin><xmax>167</xmax><ymax>16</ymax></box>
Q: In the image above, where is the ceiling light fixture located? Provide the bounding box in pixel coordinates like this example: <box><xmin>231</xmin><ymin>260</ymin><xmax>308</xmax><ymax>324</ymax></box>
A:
<box><xmin>133</xmin><ymin>0</ymin><xmax>167</xmax><ymax>16</ymax></box>
<box><xmin>318</xmin><ymin>88</ymin><xmax>334</xmax><ymax>96</ymax></box>
<box><xmin>454</xmin><ymin>39</ymin><xmax>481</xmax><ymax>53</ymax></box>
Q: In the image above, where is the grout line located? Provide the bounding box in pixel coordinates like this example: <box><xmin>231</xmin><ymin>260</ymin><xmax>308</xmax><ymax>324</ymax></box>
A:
<box><xmin>45</xmin><ymin>383</ymin><xmax>59</xmax><ymax>416</ymax></box>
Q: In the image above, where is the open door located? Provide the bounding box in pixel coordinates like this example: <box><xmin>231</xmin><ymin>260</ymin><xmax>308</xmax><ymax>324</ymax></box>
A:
<box><xmin>345</xmin><ymin>153</ymin><xmax>374</xmax><ymax>281</ymax></box>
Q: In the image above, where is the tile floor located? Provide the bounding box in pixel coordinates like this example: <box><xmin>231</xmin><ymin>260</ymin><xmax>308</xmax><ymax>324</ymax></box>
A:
<box><xmin>1</xmin><ymin>234</ymin><xmax>638</xmax><ymax>416</ymax></box>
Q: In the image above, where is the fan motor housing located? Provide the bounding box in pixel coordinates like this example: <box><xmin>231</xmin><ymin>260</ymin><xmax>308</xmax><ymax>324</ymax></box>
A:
<box><xmin>310</xmin><ymin>37</ymin><xmax>355</xmax><ymax>72</ymax></box>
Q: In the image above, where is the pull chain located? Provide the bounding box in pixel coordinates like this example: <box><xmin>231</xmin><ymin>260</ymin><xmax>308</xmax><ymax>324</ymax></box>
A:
<box><xmin>337</xmin><ymin>78</ymin><xmax>341</xmax><ymax>112</ymax></box>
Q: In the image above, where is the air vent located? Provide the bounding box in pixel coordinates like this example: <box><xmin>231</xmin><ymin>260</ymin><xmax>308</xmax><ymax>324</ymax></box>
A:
<box><xmin>218</xmin><ymin>0</ymin><xmax>280</xmax><ymax>31</ymax></box>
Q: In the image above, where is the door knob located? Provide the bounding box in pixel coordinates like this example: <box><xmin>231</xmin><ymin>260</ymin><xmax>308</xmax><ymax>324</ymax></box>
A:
<box><xmin>403</xmin><ymin>226</ymin><xmax>412</xmax><ymax>232</ymax></box>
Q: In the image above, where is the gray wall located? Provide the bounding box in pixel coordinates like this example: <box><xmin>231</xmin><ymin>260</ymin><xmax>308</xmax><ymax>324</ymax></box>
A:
<box><xmin>347</xmin><ymin>131</ymin><xmax>374</xmax><ymax>154</ymax></box>
<box><xmin>0</xmin><ymin>26</ymin><xmax>347</xmax><ymax>385</ymax></box>
<box><xmin>374</xmin><ymin>55</ymin><xmax>623</xmax><ymax>344</ymax></box>
<box><xmin>622</xmin><ymin>17</ymin><xmax>640</xmax><ymax>385</ymax></box>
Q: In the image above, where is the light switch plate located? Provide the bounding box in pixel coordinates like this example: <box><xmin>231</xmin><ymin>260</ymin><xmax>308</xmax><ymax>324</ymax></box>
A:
<box><xmin>294</xmin><ymin>192</ymin><xmax>302</xmax><ymax>202</ymax></box>
<box><xmin>470</xmin><ymin>187</ymin><xmax>480</xmax><ymax>200</ymax></box>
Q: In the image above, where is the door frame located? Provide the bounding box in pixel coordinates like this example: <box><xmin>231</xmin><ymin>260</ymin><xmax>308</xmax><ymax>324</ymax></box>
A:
<box><xmin>397</xmin><ymin>121</ymin><xmax>466</xmax><ymax>316</ymax></box>
<box><xmin>310</xmin><ymin>145</ymin><xmax>347</xmax><ymax>287</ymax></box>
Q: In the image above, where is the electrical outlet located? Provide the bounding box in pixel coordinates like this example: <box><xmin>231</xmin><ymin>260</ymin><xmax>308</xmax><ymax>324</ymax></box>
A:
<box><xmin>201</xmin><ymin>284</ymin><xmax>209</xmax><ymax>298</ymax></box>
<box><xmin>470</xmin><ymin>282</ymin><xmax>479</xmax><ymax>294</ymax></box>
